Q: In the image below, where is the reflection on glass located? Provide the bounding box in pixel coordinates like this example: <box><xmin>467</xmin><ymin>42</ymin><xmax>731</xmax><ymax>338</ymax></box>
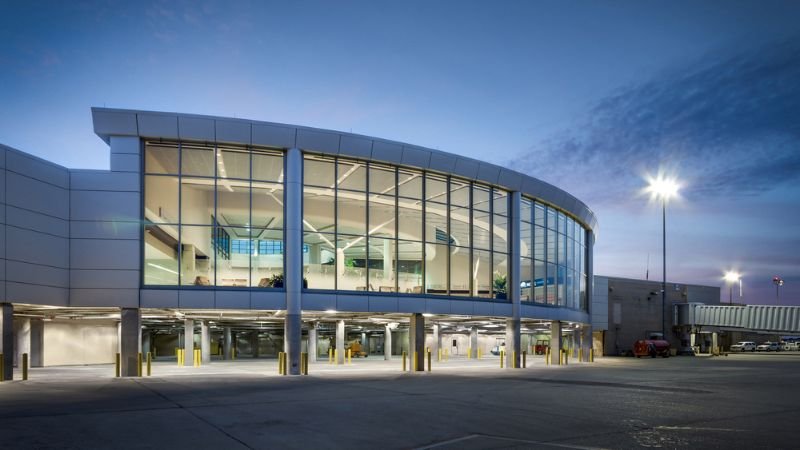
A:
<box><xmin>251</xmin><ymin>228</ymin><xmax>283</xmax><ymax>287</ymax></box>
<box><xmin>337</xmin><ymin>160</ymin><xmax>366</xmax><ymax>191</ymax></box>
<box><xmin>304</xmin><ymin>232</ymin><xmax>336</xmax><ymax>289</ymax></box>
<box><xmin>145</xmin><ymin>142</ymin><xmax>179</xmax><ymax>174</ymax></box>
<box><xmin>425</xmin><ymin>175</ymin><xmax>447</xmax><ymax>203</ymax></box>
<box><xmin>449</xmin><ymin>206</ymin><xmax>470</xmax><ymax>247</ymax></box>
<box><xmin>397</xmin><ymin>199</ymin><xmax>423</xmax><ymax>241</ymax></box>
<box><xmin>217</xmin><ymin>180</ymin><xmax>250</xmax><ymax>227</ymax></box>
<box><xmin>369</xmin><ymin>165</ymin><xmax>396</xmax><ymax>194</ymax></box>
<box><xmin>492</xmin><ymin>252</ymin><xmax>508</xmax><ymax>299</ymax></box>
<box><xmin>180</xmin><ymin>225</ymin><xmax>215</xmax><ymax>286</ymax></box>
<box><xmin>252</xmin><ymin>183</ymin><xmax>283</xmax><ymax>229</ymax></box>
<box><xmin>493</xmin><ymin>190</ymin><xmax>508</xmax><ymax>216</ymax></box>
<box><xmin>473</xmin><ymin>185</ymin><xmax>490</xmax><ymax>211</ymax></box>
<box><xmin>368</xmin><ymin>237</ymin><xmax>396</xmax><ymax>292</ymax></box>
<box><xmin>425</xmin><ymin>204</ymin><xmax>448</xmax><ymax>243</ymax></box>
<box><xmin>182</xmin><ymin>143</ymin><xmax>215</xmax><ymax>177</ymax></box>
<box><xmin>218</xmin><ymin>147</ymin><xmax>250</xmax><ymax>179</ymax></box>
<box><xmin>216</xmin><ymin>227</ymin><xmax>251</xmax><ymax>287</ymax></box>
<box><xmin>337</xmin><ymin>191</ymin><xmax>366</xmax><ymax>235</ymax></box>
<box><xmin>473</xmin><ymin>210</ymin><xmax>491</xmax><ymax>250</ymax></box>
<box><xmin>397</xmin><ymin>240</ymin><xmax>423</xmax><ymax>294</ymax></box>
<box><xmin>521</xmin><ymin>257</ymin><xmax>532</xmax><ymax>301</ymax></box>
<box><xmin>337</xmin><ymin>235</ymin><xmax>367</xmax><ymax>291</ymax></box>
<box><xmin>304</xmin><ymin>157</ymin><xmax>335</xmax><ymax>187</ymax></box>
<box><xmin>450</xmin><ymin>246</ymin><xmax>470</xmax><ymax>296</ymax></box>
<box><xmin>181</xmin><ymin>178</ymin><xmax>215</xmax><ymax>225</ymax></box>
<box><xmin>521</xmin><ymin>221</ymin><xmax>532</xmax><ymax>258</ymax></box>
<box><xmin>450</xmin><ymin>179</ymin><xmax>469</xmax><ymax>207</ymax></box>
<box><xmin>546</xmin><ymin>262</ymin><xmax>557</xmax><ymax>305</ymax></box>
<box><xmin>534</xmin><ymin>259</ymin><xmax>546</xmax><ymax>302</ymax></box>
<box><xmin>145</xmin><ymin>175</ymin><xmax>178</xmax><ymax>224</ymax></box>
<box><xmin>493</xmin><ymin>214</ymin><xmax>508</xmax><ymax>253</ymax></box>
<box><xmin>425</xmin><ymin>243</ymin><xmax>448</xmax><ymax>294</ymax></box>
<box><xmin>303</xmin><ymin>186</ymin><xmax>335</xmax><ymax>232</ymax></box>
<box><xmin>144</xmin><ymin>223</ymin><xmax>179</xmax><ymax>285</ymax></box>
<box><xmin>369</xmin><ymin>195</ymin><xmax>396</xmax><ymax>237</ymax></box>
<box><xmin>534</xmin><ymin>226</ymin><xmax>545</xmax><ymax>261</ymax></box>
<box><xmin>473</xmin><ymin>249</ymin><xmax>491</xmax><ymax>298</ymax></box>
<box><xmin>252</xmin><ymin>151</ymin><xmax>283</xmax><ymax>182</ymax></box>
<box><xmin>398</xmin><ymin>169</ymin><xmax>422</xmax><ymax>198</ymax></box>
<box><xmin>521</xmin><ymin>199</ymin><xmax>532</xmax><ymax>223</ymax></box>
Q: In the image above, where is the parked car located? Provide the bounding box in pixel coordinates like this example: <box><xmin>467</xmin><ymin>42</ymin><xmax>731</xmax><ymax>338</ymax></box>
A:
<box><xmin>756</xmin><ymin>342</ymin><xmax>780</xmax><ymax>352</ymax></box>
<box><xmin>783</xmin><ymin>342</ymin><xmax>799</xmax><ymax>351</ymax></box>
<box><xmin>730</xmin><ymin>341</ymin><xmax>757</xmax><ymax>352</ymax></box>
<box><xmin>633</xmin><ymin>339</ymin><xmax>671</xmax><ymax>358</ymax></box>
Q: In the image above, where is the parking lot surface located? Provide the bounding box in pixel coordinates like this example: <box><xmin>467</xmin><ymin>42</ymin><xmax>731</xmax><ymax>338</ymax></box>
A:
<box><xmin>1</xmin><ymin>353</ymin><xmax>799</xmax><ymax>449</ymax></box>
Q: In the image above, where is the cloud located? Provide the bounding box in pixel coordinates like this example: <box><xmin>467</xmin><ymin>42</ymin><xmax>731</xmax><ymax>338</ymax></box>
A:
<box><xmin>509</xmin><ymin>38</ymin><xmax>800</xmax><ymax>207</ymax></box>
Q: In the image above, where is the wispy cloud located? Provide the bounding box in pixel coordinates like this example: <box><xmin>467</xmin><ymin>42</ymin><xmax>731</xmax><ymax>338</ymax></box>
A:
<box><xmin>510</xmin><ymin>38</ymin><xmax>800</xmax><ymax>207</ymax></box>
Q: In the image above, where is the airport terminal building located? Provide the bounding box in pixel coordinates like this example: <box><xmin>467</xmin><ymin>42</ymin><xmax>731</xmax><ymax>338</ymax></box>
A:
<box><xmin>0</xmin><ymin>108</ymin><xmax>597</xmax><ymax>377</ymax></box>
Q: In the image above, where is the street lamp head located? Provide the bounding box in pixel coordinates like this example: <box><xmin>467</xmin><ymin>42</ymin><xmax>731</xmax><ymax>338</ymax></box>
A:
<box><xmin>645</xmin><ymin>174</ymin><xmax>680</xmax><ymax>202</ymax></box>
<box><xmin>724</xmin><ymin>271</ymin><xmax>741</xmax><ymax>283</ymax></box>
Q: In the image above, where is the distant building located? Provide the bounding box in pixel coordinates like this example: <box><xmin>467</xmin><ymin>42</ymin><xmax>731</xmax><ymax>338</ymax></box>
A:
<box><xmin>591</xmin><ymin>276</ymin><xmax>720</xmax><ymax>356</ymax></box>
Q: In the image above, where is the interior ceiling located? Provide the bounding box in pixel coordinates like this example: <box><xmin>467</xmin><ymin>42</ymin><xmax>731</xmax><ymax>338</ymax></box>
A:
<box><xmin>11</xmin><ymin>303</ymin><xmax>581</xmax><ymax>334</ymax></box>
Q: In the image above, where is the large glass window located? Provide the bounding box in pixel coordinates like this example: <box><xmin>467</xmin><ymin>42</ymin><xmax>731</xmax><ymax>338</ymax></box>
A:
<box><xmin>143</xmin><ymin>141</ymin><xmax>284</xmax><ymax>288</ymax></box>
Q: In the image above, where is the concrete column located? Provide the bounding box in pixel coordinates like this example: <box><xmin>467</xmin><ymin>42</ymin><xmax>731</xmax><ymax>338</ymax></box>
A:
<box><xmin>285</xmin><ymin>147</ymin><xmax>303</xmax><ymax>375</ymax></box>
<box><xmin>120</xmin><ymin>308</ymin><xmax>141</xmax><ymax>377</ymax></box>
<box><xmin>308</xmin><ymin>323</ymin><xmax>318</xmax><ymax>362</ymax></box>
<box><xmin>470</xmin><ymin>326</ymin><xmax>478</xmax><ymax>358</ymax></box>
<box><xmin>384</xmin><ymin>324</ymin><xmax>392</xmax><ymax>360</ymax></box>
<box><xmin>184</xmin><ymin>319</ymin><xmax>194</xmax><ymax>366</ymax></box>
<box><xmin>712</xmin><ymin>332</ymin><xmax>719</xmax><ymax>354</ymax></box>
<box><xmin>507</xmin><ymin>191</ymin><xmax>522</xmax><ymax>369</ymax></box>
<box><xmin>409</xmin><ymin>313</ymin><xmax>425</xmax><ymax>371</ymax></box>
<box><xmin>432</xmin><ymin>323</ymin><xmax>440</xmax><ymax>357</ymax></box>
<box><xmin>30</xmin><ymin>318</ymin><xmax>44</xmax><ymax>367</ymax></box>
<box><xmin>336</xmin><ymin>320</ymin><xmax>345</xmax><ymax>364</ymax></box>
<box><xmin>506</xmin><ymin>319</ymin><xmax>521</xmax><ymax>368</ymax></box>
<box><xmin>361</xmin><ymin>331</ymin><xmax>367</xmax><ymax>354</ymax></box>
<box><xmin>1</xmin><ymin>303</ymin><xmax>13</xmax><ymax>380</ymax></box>
<box><xmin>200</xmin><ymin>321</ymin><xmax>211</xmax><ymax>363</ymax></box>
<box><xmin>550</xmin><ymin>321</ymin><xmax>562</xmax><ymax>365</ymax></box>
<box><xmin>14</xmin><ymin>317</ymin><xmax>31</xmax><ymax>367</ymax></box>
<box><xmin>251</xmin><ymin>332</ymin><xmax>260</xmax><ymax>358</ymax></box>
<box><xmin>383</xmin><ymin>239</ymin><xmax>394</xmax><ymax>282</ymax></box>
<box><xmin>117</xmin><ymin>322</ymin><xmax>122</xmax><ymax>354</ymax></box>
<box><xmin>581</xmin><ymin>325</ymin><xmax>592</xmax><ymax>362</ymax></box>
<box><xmin>142</xmin><ymin>331</ymin><xmax>151</xmax><ymax>356</ymax></box>
<box><xmin>223</xmin><ymin>327</ymin><xmax>232</xmax><ymax>360</ymax></box>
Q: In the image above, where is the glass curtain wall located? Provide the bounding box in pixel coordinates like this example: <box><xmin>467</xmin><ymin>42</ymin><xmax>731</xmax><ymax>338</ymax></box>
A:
<box><xmin>143</xmin><ymin>141</ymin><xmax>285</xmax><ymax>287</ymax></box>
<box><xmin>525</xmin><ymin>198</ymin><xmax>588</xmax><ymax>311</ymax></box>
<box><xmin>303</xmin><ymin>153</ymin><xmax>509</xmax><ymax>299</ymax></box>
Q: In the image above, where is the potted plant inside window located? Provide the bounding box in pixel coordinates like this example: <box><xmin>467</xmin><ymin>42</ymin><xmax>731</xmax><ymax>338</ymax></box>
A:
<box><xmin>493</xmin><ymin>274</ymin><xmax>507</xmax><ymax>300</ymax></box>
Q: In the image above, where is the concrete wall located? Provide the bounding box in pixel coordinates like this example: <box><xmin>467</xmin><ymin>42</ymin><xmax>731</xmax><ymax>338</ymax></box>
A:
<box><xmin>43</xmin><ymin>319</ymin><xmax>118</xmax><ymax>366</ymax></box>
<box><xmin>0</xmin><ymin>145</ymin><xmax>70</xmax><ymax>306</ymax></box>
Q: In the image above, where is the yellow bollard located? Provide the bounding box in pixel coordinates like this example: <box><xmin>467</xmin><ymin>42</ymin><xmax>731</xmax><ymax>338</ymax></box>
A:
<box><xmin>500</xmin><ymin>350</ymin><xmax>504</xmax><ymax>368</ymax></box>
<box><xmin>347</xmin><ymin>348</ymin><xmax>352</xmax><ymax>365</ymax></box>
<box><xmin>328</xmin><ymin>348</ymin><xmax>333</xmax><ymax>364</ymax></box>
<box><xmin>413</xmin><ymin>351</ymin><xmax>418</xmax><ymax>371</ymax></box>
<box><xmin>402</xmin><ymin>351</ymin><xmax>407</xmax><ymax>371</ymax></box>
<box><xmin>427</xmin><ymin>349</ymin><xmax>431</xmax><ymax>372</ymax></box>
<box><xmin>523</xmin><ymin>351</ymin><xmax>527</xmax><ymax>368</ymax></box>
<box><xmin>137</xmin><ymin>352</ymin><xmax>143</xmax><ymax>377</ymax></box>
<box><xmin>146</xmin><ymin>352</ymin><xmax>152</xmax><ymax>376</ymax></box>
<box><xmin>278</xmin><ymin>352</ymin><xmax>284</xmax><ymax>375</ymax></box>
<box><xmin>579</xmin><ymin>347</ymin><xmax>583</xmax><ymax>362</ymax></box>
<box><xmin>115</xmin><ymin>352</ymin><xmax>121</xmax><ymax>377</ymax></box>
<box><xmin>22</xmin><ymin>353</ymin><xmax>28</xmax><ymax>381</ymax></box>
<box><xmin>232</xmin><ymin>347</ymin><xmax>236</xmax><ymax>360</ymax></box>
<box><xmin>467</xmin><ymin>346</ymin><xmax>471</xmax><ymax>359</ymax></box>
<box><xmin>335</xmin><ymin>349</ymin><xmax>339</xmax><ymax>365</ymax></box>
<box><xmin>478</xmin><ymin>348</ymin><xmax>482</xmax><ymax>359</ymax></box>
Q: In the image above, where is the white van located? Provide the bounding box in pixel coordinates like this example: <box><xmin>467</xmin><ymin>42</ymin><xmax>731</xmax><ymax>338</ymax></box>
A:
<box><xmin>730</xmin><ymin>341</ymin><xmax>756</xmax><ymax>352</ymax></box>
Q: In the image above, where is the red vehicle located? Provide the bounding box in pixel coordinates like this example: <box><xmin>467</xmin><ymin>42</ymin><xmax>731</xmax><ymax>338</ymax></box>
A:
<box><xmin>633</xmin><ymin>339</ymin><xmax>671</xmax><ymax>358</ymax></box>
<box><xmin>533</xmin><ymin>339</ymin><xmax>550</xmax><ymax>355</ymax></box>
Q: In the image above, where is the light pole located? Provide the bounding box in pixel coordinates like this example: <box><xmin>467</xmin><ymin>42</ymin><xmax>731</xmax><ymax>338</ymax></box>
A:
<box><xmin>724</xmin><ymin>271</ymin><xmax>741</xmax><ymax>305</ymax></box>
<box><xmin>646</xmin><ymin>175</ymin><xmax>679</xmax><ymax>338</ymax></box>
<box><xmin>773</xmin><ymin>276</ymin><xmax>783</xmax><ymax>304</ymax></box>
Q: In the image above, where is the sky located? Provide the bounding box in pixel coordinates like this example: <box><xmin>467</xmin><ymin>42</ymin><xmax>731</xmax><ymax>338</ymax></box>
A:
<box><xmin>1</xmin><ymin>1</ymin><xmax>799</xmax><ymax>305</ymax></box>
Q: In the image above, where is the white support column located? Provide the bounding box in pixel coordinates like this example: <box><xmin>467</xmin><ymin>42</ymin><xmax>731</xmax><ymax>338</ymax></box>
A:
<box><xmin>201</xmin><ymin>321</ymin><xmax>211</xmax><ymax>364</ymax></box>
<box><xmin>223</xmin><ymin>327</ymin><xmax>232</xmax><ymax>360</ymax></box>
<box><xmin>120</xmin><ymin>308</ymin><xmax>141</xmax><ymax>377</ymax></box>
<box><xmin>336</xmin><ymin>320</ymin><xmax>345</xmax><ymax>364</ymax></box>
<box><xmin>30</xmin><ymin>318</ymin><xmax>44</xmax><ymax>367</ymax></box>
<box><xmin>550</xmin><ymin>321</ymin><xmax>562</xmax><ymax>365</ymax></box>
<box><xmin>0</xmin><ymin>303</ymin><xmax>13</xmax><ymax>380</ymax></box>
<box><xmin>507</xmin><ymin>191</ymin><xmax>522</xmax><ymax>369</ymax></box>
<box><xmin>432</xmin><ymin>323</ymin><xmax>440</xmax><ymax>357</ymax></box>
<box><xmin>285</xmin><ymin>147</ymin><xmax>303</xmax><ymax>375</ymax></box>
<box><xmin>184</xmin><ymin>319</ymin><xmax>194</xmax><ymax>367</ymax></box>
<box><xmin>14</xmin><ymin>317</ymin><xmax>31</xmax><ymax>368</ymax></box>
<box><xmin>384</xmin><ymin>323</ymin><xmax>392</xmax><ymax>360</ymax></box>
<box><xmin>470</xmin><ymin>326</ymin><xmax>478</xmax><ymax>358</ymax></box>
<box><xmin>308</xmin><ymin>323</ymin><xmax>318</xmax><ymax>362</ymax></box>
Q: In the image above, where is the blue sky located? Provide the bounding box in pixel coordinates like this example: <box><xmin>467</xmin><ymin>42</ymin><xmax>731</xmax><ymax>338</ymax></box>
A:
<box><xmin>1</xmin><ymin>1</ymin><xmax>799</xmax><ymax>304</ymax></box>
